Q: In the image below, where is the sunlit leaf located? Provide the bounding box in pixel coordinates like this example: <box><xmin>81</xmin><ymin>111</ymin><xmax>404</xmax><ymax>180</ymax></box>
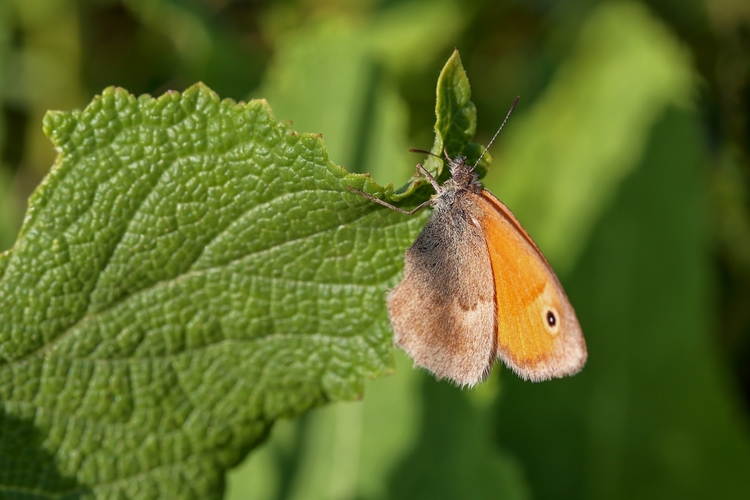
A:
<box><xmin>0</xmin><ymin>83</ymin><xmax>418</xmax><ymax>498</ymax></box>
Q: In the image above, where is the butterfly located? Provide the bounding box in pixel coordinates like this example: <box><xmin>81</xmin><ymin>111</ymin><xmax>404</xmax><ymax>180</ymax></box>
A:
<box><xmin>349</xmin><ymin>97</ymin><xmax>587</xmax><ymax>386</ymax></box>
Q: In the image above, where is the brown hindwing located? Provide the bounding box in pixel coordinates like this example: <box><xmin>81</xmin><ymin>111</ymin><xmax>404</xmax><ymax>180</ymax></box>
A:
<box><xmin>387</xmin><ymin>201</ymin><xmax>497</xmax><ymax>387</ymax></box>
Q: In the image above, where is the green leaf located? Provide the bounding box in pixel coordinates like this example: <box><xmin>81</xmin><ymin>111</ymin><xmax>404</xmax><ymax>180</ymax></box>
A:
<box><xmin>394</xmin><ymin>49</ymin><xmax>488</xmax><ymax>198</ymax></box>
<box><xmin>433</xmin><ymin>49</ymin><xmax>478</xmax><ymax>169</ymax></box>
<box><xmin>0</xmin><ymin>83</ymin><xmax>419</xmax><ymax>498</ymax></box>
<box><xmin>0</xmin><ymin>48</ymin><xmax>484</xmax><ymax>498</ymax></box>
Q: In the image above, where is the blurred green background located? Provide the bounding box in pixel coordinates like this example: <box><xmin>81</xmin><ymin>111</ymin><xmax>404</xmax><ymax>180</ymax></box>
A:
<box><xmin>1</xmin><ymin>0</ymin><xmax>750</xmax><ymax>498</ymax></box>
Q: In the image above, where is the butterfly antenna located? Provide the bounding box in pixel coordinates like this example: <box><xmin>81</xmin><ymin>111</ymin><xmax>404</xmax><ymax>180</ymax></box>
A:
<box><xmin>473</xmin><ymin>95</ymin><xmax>520</xmax><ymax>169</ymax></box>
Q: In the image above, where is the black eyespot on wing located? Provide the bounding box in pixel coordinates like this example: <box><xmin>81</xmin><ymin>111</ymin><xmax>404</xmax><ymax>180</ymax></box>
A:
<box><xmin>546</xmin><ymin>310</ymin><xmax>557</xmax><ymax>327</ymax></box>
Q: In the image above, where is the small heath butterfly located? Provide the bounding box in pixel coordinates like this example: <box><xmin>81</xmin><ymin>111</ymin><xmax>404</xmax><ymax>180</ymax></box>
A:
<box><xmin>350</xmin><ymin>98</ymin><xmax>587</xmax><ymax>387</ymax></box>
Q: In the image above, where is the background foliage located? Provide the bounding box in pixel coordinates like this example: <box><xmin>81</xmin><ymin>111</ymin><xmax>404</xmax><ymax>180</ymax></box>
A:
<box><xmin>1</xmin><ymin>0</ymin><xmax>749</xmax><ymax>499</ymax></box>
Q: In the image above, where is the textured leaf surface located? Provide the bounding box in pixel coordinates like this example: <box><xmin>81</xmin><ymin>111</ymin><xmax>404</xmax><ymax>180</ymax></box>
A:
<box><xmin>0</xmin><ymin>83</ymin><xmax>428</xmax><ymax>498</ymax></box>
<box><xmin>0</xmin><ymin>50</ymin><xmax>480</xmax><ymax>499</ymax></box>
<box><xmin>431</xmin><ymin>49</ymin><xmax>483</xmax><ymax>180</ymax></box>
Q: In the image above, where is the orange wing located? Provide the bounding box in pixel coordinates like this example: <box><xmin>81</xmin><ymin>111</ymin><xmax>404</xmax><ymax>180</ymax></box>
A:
<box><xmin>471</xmin><ymin>190</ymin><xmax>587</xmax><ymax>381</ymax></box>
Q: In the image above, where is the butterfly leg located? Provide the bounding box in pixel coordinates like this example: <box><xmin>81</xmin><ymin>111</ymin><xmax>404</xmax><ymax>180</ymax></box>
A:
<box><xmin>414</xmin><ymin>164</ymin><xmax>442</xmax><ymax>193</ymax></box>
<box><xmin>348</xmin><ymin>186</ymin><xmax>433</xmax><ymax>216</ymax></box>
